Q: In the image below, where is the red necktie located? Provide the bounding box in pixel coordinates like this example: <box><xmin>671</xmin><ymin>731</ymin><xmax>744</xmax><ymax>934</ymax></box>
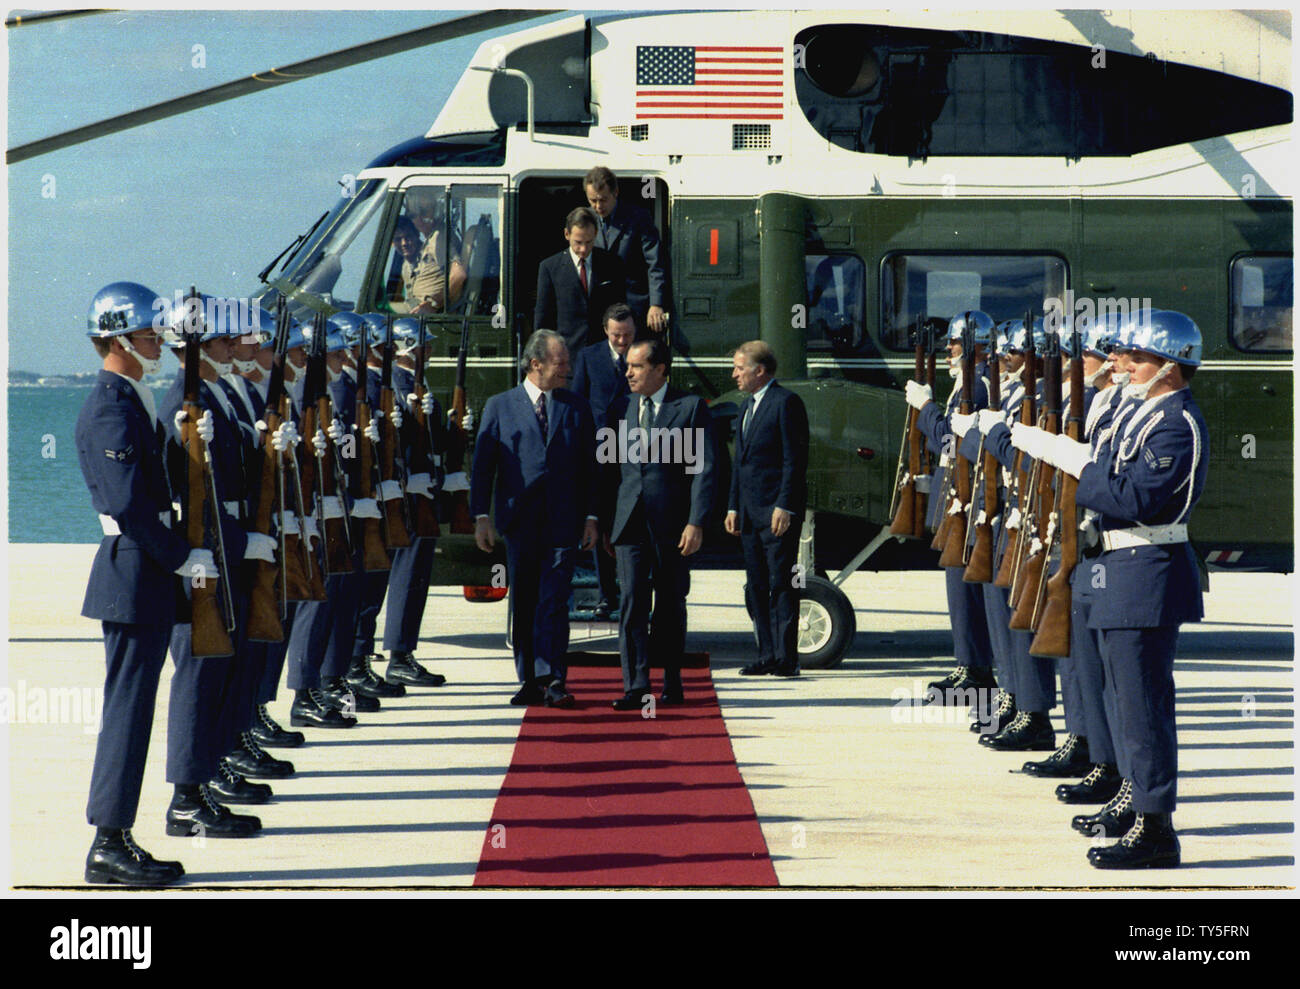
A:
<box><xmin>578</xmin><ymin>259</ymin><xmax>588</xmax><ymax>295</ymax></box>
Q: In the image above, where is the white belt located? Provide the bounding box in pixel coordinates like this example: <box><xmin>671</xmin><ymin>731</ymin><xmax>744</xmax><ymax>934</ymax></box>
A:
<box><xmin>280</xmin><ymin>511</ymin><xmax>300</xmax><ymax>536</ymax></box>
<box><xmin>223</xmin><ymin>500</ymin><xmax>241</xmax><ymax>517</ymax></box>
<box><xmin>1102</xmin><ymin>523</ymin><xmax>1188</xmax><ymax>552</ymax></box>
<box><xmin>379</xmin><ymin>479</ymin><xmax>404</xmax><ymax>501</ymax></box>
<box><xmin>100</xmin><ymin>511</ymin><xmax>170</xmax><ymax>536</ymax></box>
<box><xmin>320</xmin><ymin>495</ymin><xmax>345</xmax><ymax>520</ymax></box>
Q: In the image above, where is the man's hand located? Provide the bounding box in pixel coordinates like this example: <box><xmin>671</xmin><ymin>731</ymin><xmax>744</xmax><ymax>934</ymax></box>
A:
<box><xmin>678</xmin><ymin>523</ymin><xmax>703</xmax><ymax>557</ymax></box>
<box><xmin>601</xmin><ymin>532</ymin><xmax>615</xmax><ymax>558</ymax></box>
<box><xmin>771</xmin><ymin>508</ymin><xmax>793</xmax><ymax>537</ymax></box>
<box><xmin>475</xmin><ymin>516</ymin><xmax>497</xmax><ymax>553</ymax></box>
<box><xmin>950</xmin><ymin>411</ymin><xmax>975</xmax><ymax>438</ymax></box>
<box><xmin>581</xmin><ymin>519</ymin><xmax>599</xmax><ymax>552</ymax></box>
<box><xmin>724</xmin><ymin>510</ymin><xmax>740</xmax><ymax>536</ymax></box>
<box><xmin>904</xmin><ymin>380</ymin><xmax>933</xmax><ymax>410</ymax></box>
<box><xmin>459</xmin><ymin>406</ymin><xmax>476</xmax><ymax>434</ymax></box>
<box><xmin>647</xmin><ymin>306</ymin><xmax>668</xmax><ymax>334</ymax></box>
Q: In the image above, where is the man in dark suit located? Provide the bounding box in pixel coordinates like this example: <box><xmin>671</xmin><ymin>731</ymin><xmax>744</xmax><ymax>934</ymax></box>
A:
<box><xmin>726</xmin><ymin>341</ymin><xmax>810</xmax><ymax>677</ymax></box>
<box><xmin>603</xmin><ymin>338</ymin><xmax>716</xmax><ymax>708</ymax></box>
<box><xmin>585</xmin><ymin>166</ymin><xmax>669</xmax><ymax>334</ymax></box>
<box><xmin>571</xmin><ymin>302</ymin><xmax>636</xmax><ymax>616</ymax></box>
<box><xmin>533</xmin><ymin>207</ymin><xmax>626</xmax><ymax>355</ymax></box>
<box><xmin>471</xmin><ymin>330</ymin><xmax>599</xmax><ymax>708</ymax></box>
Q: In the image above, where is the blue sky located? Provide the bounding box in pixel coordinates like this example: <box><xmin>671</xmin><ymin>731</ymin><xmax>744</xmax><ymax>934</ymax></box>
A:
<box><xmin>5</xmin><ymin>7</ymin><xmax>587</xmax><ymax>374</ymax></box>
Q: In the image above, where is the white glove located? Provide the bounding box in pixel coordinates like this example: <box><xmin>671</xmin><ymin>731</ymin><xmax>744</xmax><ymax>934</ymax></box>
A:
<box><xmin>950</xmin><ymin>411</ymin><xmax>975</xmax><ymax>438</ymax></box>
<box><xmin>243</xmin><ymin>532</ymin><xmax>277</xmax><ymax>563</ymax></box>
<box><xmin>405</xmin><ymin>472</ymin><xmax>433</xmax><ymax>498</ymax></box>
<box><xmin>904</xmin><ymin>380</ymin><xmax>932</xmax><ymax>410</ymax></box>
<box><xmin>313</xmin><ymin>429</ymin><xmax>328</xmax><ymax>456</ymax></box>
<box><xmin>405</xmin><ymin>391</ymin><xmax>419</xmax><ymax>410</ymax></box>
<box><xmin>442</xmin><ymin>470</ymin><xmax>470</xmax><ymax>494</ymax></box>
<box><xmin>350</xmin><ymin>497</ymin><xmax>382</xmax><ymax>520</ymax></box>
<box><xmin>301</xmin><ymin>515</ymin><xmax>320</xmax><ymax>546</ymax></box>
<box><xmin>977</xmin><ymin>409</ymin><xmax>1005</xmax><ymax>435</ymax></box>
<box><xmin>175</xmin><ymin>548</ymin><xmax>217</xmax><ymax>582</ymax></box>
<box><xmin>1054</xmin><ymin>434</ymin><xmax>1093</xmax><ymax>479</ymax></box>
<box><xmin>327</xmin><ymin>418</ymin><xmax>345</xmax><ymax>443</ymax></box>
<box><xmin>1011</xmin><ymin>423</ymin><xmax>1052</xmax><ymax>462</ymax></box>
<box><xmin>271</xmin><ymin>422</ymin><xmax>298</xmax><ymax>453</ymax></box>
<box><xmin>365</xmin><ymin>417</ymin><xmax>381</xmax><ymax>444</ymax></box>
<box><xmin>176</xmin><ymin>409</ymin><xmax>215</xmax><ymax>444</ymax></box>
<box><xmin>460</xmin><ymin>406</ymin><xmax>476</xmax><ymax>432</ymax></box>
<box><xmin>390</xmin><ymin>405</ymin><xmax>403</xmax><ymax>430</ymax></box>
<box><xmin>421</xmin><ymin>393</ymin><xmax>434</xmax><ymax>417</ymax></box>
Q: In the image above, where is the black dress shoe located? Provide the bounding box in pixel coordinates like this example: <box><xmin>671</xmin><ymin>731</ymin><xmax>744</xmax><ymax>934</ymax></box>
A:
<box><xmin>290</xmin><ymin>689</ymin><xmax>357</xmax><ymax>728</ymax></box>
<box><xmin>613</xmin><ymin>690</ymin><xmax>652</xmax><ymax>711</ymax></box>
<box><xmin>659</xmin><ymin>689</ymin><xmax>685</xmax><ymax>706</ymax></box>
<box><xmin>773</xmin><ymin>664</ymin><xmax>800</xmax><ymax>677</ymax></box>
<box><xmin>1022</xmin><ymin>733</ymin><xmax>1091</xmax><ymax>777</ymax></box>
<box><xmin>347</xmin><ymin>654</ymin><xmax>406</xmax><ymax>698</ymax></box>
<box><xmin>927</xmin><ymin>666</ymin><xmax>968</xmax><ymax>694</ymax></box>
<box><xmin>321</xmin><ymin>676</ymin><xmax>380</xmax><ymax>713</ymax></box>
<box><xmin>1057</xmin><ymin>763</ymin><xmax>1124</xmax><ymax>805</ymax></box>
<box><xmin>510</xmin><ymin>682</ymin><xmax>545</xmax><ymax>706</ymax></box>
<box><xmin>208</xmin><ymin>761</ymin><xmax>272</xmax><ymax>805</ymax></box>
<box><xmin>166</xmin><ymin>786</ymin><xmax>261</xmax><ymax>838</ymax></box>
<box><xmin>1088</xmin><ymin>812</ymin><xmax>1180</xmax><ymax>869</ymax></box>
<box><xmin>1072</xmin><ymin>778</ymin><xmax>1135</xmax><ymax>837</ymax></box>
<box><xmin>250</xmin><ymin>703</ymin><xmax>305</xmax><ymax>748</ymax></box>
<box><xmin>224</xmin><ymin>732</ymin><xmax>295</xmax><ymax>779</ymax></box>
<box><xmin>980</xmin><ymin>710</ymin><xmax>1055</xmax><ymax>751</ymax></box>
<box><xmin>971</xmin><ymin>691</ymin><xmax>1016</xmax><ymax>734</ymax></box>
<box><xmin>386</xmin><ymin>652</ymin><xmax>447</xmax><ymax>688</ymax></box>
<box><xmin>85</xmin><ymin>829</ymin><xmax>184</xmax><ymax>886</ymax></box>
<box><xmin>544</xmin><ymin>681</ymin><xmax>575</xmax><ymax>708</ymax></box>
<box><xmin>740</xmin><ymin>660</ymin><xmax>778</xmax><ymax>676</ymax></box>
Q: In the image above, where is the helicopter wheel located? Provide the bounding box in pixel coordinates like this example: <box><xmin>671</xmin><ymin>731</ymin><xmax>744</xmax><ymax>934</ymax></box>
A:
<box><xmin>797</xmin><ymin>575</ymin><xmax>855</xmax><ymax>669</ymax></box>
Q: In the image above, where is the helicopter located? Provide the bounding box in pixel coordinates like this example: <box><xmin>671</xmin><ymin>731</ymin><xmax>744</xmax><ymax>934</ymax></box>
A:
<box><xmin>12</xmin><ymin>9</ymin><xmax>1292</xmax><ymax>670</ymax></box>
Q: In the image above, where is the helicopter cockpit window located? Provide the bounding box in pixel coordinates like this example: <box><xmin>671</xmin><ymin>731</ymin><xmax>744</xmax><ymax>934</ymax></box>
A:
<box><xmin>880</xmin><ymin>253</ymin><xmax>1067</xmax><ymax>351</ymax></box>
<box><xmin>279</xmin><ymin>178</ymin><xmax>389</xmax><ymax>313</ymax></box>
<box><xmin>805</xmin><ymin>254</ymin><xmax>865</xmax><ymax>350</ymax></box>
<box><xmin>389</xmin><ymin>184</ymin><xmax>500</xmax><ymax>317</ymax></box>
<box><xmin>1230</xmin><ymin>255</ymin><xmax>1292</xmax><ymax>353</ymax></box>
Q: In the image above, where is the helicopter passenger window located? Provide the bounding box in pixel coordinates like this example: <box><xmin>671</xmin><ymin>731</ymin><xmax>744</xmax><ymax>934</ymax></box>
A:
<box><xmin>1230</xmin><ymin>255</ymin><xmax>1292</xmax><ymax>353</ymax></box>
<box><xmin>390</xmin><ymin>184</ymin><xmax>501</xmax><ymax>318</ymax></box>
<box><xmin>880</xmin><ymin>253</ymin><xmax>1067</xmax><ymax>351</ymax></box>
<box><xmin>805</xmin><ymin>254</ymin><xmax>865</xmax><ymax>350</ymax></box>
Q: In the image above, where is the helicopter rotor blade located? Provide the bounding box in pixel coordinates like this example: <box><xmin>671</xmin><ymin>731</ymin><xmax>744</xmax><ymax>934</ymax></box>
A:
<box><xmin>4</xmin><ymin>9</ymin><xmax>115</xmax><ymax>29</ymax></box>
<box><xmin>7</xmin><ymin>9</ymin><xmax>558</xmax><ymax>164</ymax></box>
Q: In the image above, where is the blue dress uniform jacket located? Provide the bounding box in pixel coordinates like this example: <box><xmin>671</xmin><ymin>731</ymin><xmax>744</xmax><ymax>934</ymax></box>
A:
<box><xmin>1077</xmin><ymin>388</ymin><xmax>1208</xmax><ymax>629</ymax></box>
<box><xmin>78</xmin><ymin>372</ymin><xmax>191</xmax><ymax>621</ymax></box>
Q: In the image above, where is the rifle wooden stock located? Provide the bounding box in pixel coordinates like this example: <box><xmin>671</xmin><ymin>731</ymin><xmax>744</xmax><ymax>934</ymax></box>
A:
<box><xmin>355</xmin><ymin>399</ymin><xmax>392</xmax><ymax>573</ymax></box>
<box><xmin>315</xmin><ymin>394</ymin><xmax>354</xmax><ymax>575</ymax></box>
<box><xmin>964</xmin><ymin>351</ymin><xmax>1002</xmax><ymax>583</ymax></box>
<box><xmin>377</xmin><ymin>387</ymin><xmax>412</xmax><ymax>549</ymax></box>
<box><xmin>245</xmin><ymin>394</ymin><xmax>287</xmax><ymax>640</ymax></box>
<box><xmin>992</xmin><ymin>447</ymin><xmax>1027</xmax><ymax>588</ymax></box>
<box><xmin>937</xmin><ymin>351</ymin><xmax>975</xmax><ymax>568</ymax></box>
<box><xmin>890</xmin><ymin>336</ymin><xmax>926</xmax><ymax>539</ymax></box>
<box><xmin>183</xmin><ymin>403</ymin><xmax>236</xmax><ymax>658</ymax></box>
<box><xmin>293</xmin><ymin>399</ymin><xmax>328</xmax><ymax>601</ymax></box>
<box><xmin>1009</xmin><ymin>363</ymin><xmax>1059</xmax><ymax>630</ymax></box>
<box><xmin>278</xmin><ymin>399</ymin><xmax>316</xmax><ymax>603</ymax></box>
<box><xmin>409</xmin><ymin>353</ymin><xmax>441</xmax><ymax>539</ymax></box>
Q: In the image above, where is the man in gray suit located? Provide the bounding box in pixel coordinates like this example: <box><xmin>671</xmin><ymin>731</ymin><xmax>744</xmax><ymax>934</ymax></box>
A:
<box><xmin>602</xmin><ymin>337</ymin><xmax>716</xmax><ymax>708</ymax></box>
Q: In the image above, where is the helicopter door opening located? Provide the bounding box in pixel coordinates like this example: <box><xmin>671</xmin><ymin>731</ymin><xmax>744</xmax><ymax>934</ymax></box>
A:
<box><xmin>515</xmin><ymin>174</ymin><xmax>670</xmax><ymax>339</ymax></box>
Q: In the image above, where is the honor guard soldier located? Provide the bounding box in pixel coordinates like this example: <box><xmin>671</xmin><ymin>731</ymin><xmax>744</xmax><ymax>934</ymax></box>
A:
<box><xmin>907</xmin><ymin>311</ymin><xmax>997</xmax><ymax>701</ymax></box>
<box><xmin>1015</xmin><ymin>309</ymin><xmax>1208</xmax><ymax>868</ymax></box>
<box><xmin>374</xmin><ymin>316</ymin><xmax>449</xmax><ymax>687</ymax></box>
<box><xmin>159</xmin><ymin>293</ymin><xmax>278</xmax><ymax>837</ymax></box>
<box><xmin>78</xmin><ymin>282</ymin><xmax>193</xmax><ymax>884</ymax></box>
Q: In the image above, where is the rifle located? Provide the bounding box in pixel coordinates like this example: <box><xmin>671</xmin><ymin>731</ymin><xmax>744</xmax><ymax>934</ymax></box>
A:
<box><xmin>889</xmin><ymin>314</ymin><xmax>927</xmax><ymax>539</ymax></box>
<box><xmin>936</xmin><ymin>318</ymin><xmax>976</xmax><ymax>567</ymax></box>
<box><xmin>377</xmin><ymin>314</ymin><xmax>413</xmax><ymax>549</ymax></box>
<box><xmin>408</xmin><ymin>315</ymin><xmax>442</xmax><ymax>538</ymax></box>
<box><xmin>994</xmin><ymin>314</ymin><xmax>1038</xmax><ymax>588</ymax></box>
<box><xmin>179</xmin><ymin>286</ymin><xmax>236</xmax><ymax>657</ymax></box>
<box><xmin>1031</xmin><ymin>323</ymin><xmax>1085</xmax><ymax>657</ymax></box>
<box><xmin>445</xmin><ymin>216</ymin><xmax>492</xmax><ymax>535</ymax></box>
<box><xmin>246</xmin><ymin>302</ymin><xmax>292</xmax><ymax>640</ymax></box>
<box><xmin>313</xmin><ymin>314</ymin><xmax>355</xmax><ymax>575</ymax></box>
<box><xmin>1009</xmin><ymin>323</ymin><xmax>1061</xmax><ymax>630</ymax></box>
<box><xmin>287</xmin><ymin>311</ymin><xmax>327</xmax><ymax>601</ymax></box>
<box><xmin>962</xmin><ymin>329</ymin><xmax>1001</xmax><ymax>582</ymax></box>
<box><xmin>355</xmin><ymin>320</ymin><xmax>393</xmax><ymax>572</ymax></box>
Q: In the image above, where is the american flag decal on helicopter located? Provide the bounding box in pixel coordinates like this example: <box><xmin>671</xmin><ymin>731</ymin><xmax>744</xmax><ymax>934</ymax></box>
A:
<box><xmin>635</xmin><ymin>45</ymin><xmax>784</xmax><ymax>120</ymax></box>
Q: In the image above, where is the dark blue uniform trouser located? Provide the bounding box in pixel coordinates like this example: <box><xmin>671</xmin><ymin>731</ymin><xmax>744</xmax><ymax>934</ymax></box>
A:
<box><xmin>1070</xmin><ymin>591</ymin><xmax>1117</xmax><ymax>765</ymax></box>
<box><xmin>982</xmin><ymin>583</ymin><xmax>1013</xmax><ymax>694</ymax></box>
<box><xmin>287</xmin><ymin>571</ymin><xmax>362</xmax><ymax>689</ymax></box>
<box><xmin>1099</xmin><ymin>625</ymin><xmax>1179</xmax><ymax>813</ymax></box>
<box><xmin>257</xmin><ymin>602</ymin><xmax>295</xmax><ymax>704</ymax></box>
<box><xmin>505</xmin><ymin>528</ymin><xmax>576</xmax><ymax>685</ymax></box>
<box><xmin>946</xmin><ymin>566</ymin><xmax>992</xmax><ymax>671</ymax></box>
<box><xmin>383</xmin><ymin>537</ymin><xmax>436</xmax><ymax>655</ymax></box>
<box><xmin>87</xmin><ymin>620</ymin><xmax>171</xmax><ymax>828</ymax></box>
<box><xmin>352</xmin><ymin>568</ymin><xmax>391</xmax><ymax>660</ymax></box>
<box><xmin>615</xmin><ymin>521</ymin><xmax>687</xmax><ymax>695</ymax></box>
<box><xmin>740</xmin><ymin>524</ymin><xmax>801</xmax><ymax>670</ymax></box>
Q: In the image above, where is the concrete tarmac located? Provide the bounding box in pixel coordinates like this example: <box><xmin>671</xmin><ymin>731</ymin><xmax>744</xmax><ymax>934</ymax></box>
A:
<box><xmin>3</xmin><ymin>544</ymin><xmax>1294</xmax><ymax>890</ymax></box>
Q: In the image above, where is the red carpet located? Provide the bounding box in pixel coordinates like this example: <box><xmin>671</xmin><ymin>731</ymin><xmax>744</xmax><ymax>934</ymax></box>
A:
<box><xmin>473</xmin><ymin>665</ymin><xmax>779</xmax><ymax>887</ymax></box>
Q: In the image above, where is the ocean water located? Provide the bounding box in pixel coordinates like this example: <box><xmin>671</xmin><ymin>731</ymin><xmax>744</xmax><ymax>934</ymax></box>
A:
<box><xmin>7</xmin><ymin>384</ymin><xmax>167</xmax><ymax>543</ymax></box>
